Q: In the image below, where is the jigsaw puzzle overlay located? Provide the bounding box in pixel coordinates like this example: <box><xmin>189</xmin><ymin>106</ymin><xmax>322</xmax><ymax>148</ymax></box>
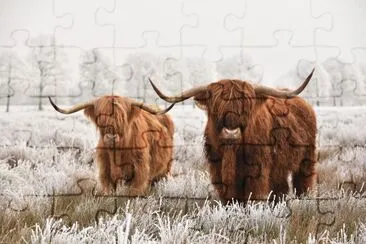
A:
<box><xmin>1</xmin><ymin>0</ymin><xmax>366</xmax><ymax>243</ymax></box>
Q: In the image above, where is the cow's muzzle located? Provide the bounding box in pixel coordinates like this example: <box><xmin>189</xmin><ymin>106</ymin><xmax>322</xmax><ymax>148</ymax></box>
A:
<box><xmin>104</xmin><ymin>133</ymin><xmax>120</xmax><ymax>146</ymax></box>
<box><xmin>221</xmin><ymin>127</ymin><xmax>241</xmax><ymax>140</ymax></box>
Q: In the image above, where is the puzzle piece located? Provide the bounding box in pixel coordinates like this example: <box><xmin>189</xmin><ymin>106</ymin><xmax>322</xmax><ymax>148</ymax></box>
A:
<box><xmin>0</xmin><ymin>31</ymin><xmax>33</xmax><ymax>111</ymax></box>
<box><xmin>96</xmin><ymin>0</ymin><xmax>196</xmax><ymax>47</ymax></box>
<box><xmin>205</xmin><ymin>142</ymin><xmax>263</xmax><ymax>202</ymax></box>
<box><xmin>1</xmin><ymin>195</ymin><xmax>28</xmax><ymax>212</ymax></box>
<box><xmin>49</xmin><ymin>178</ymin><xmax>116</xmax><ymax>225</ymax></box>
<box><xmin>0</xmin><ymin>0</ymin><xmax>72</xmax><ymax>46</ymax></box>
<box><xmin>240</xmin><ymin>31</ymin><xmax>318</xmax><ymax>83</ymax></box>
<box><xmin>312</xmin><ymin>0</ymin><xmax>366</xmax><ymax>63</ymax></box>
<box><xmin>53</xmin><ymin>0</ymin><xmax>114</xmax><ymax>48</ymax></box>
<box><xmin>299</xmin><ymin>58</ymin><xmax>366</xmax><ymax>106</ymax></box>
<box><xmin>226</xmin><ymin>0</ymin><xmax>331</xmax><ymax>46</ymax></box>
<box><xmin>266</xmin><ymin>97</ymin><xmax>291</xmax><ymax>118</ymax></box>
<box><xmin>0</xmin><ymin>129</ymin><xmax>32</xmax><ymax>147</ymax></box>
<box><xmin>94</xmin><ymin>33</ymin><xmax>185</xmax><ymax>103</ymax></box>
<box><xmin>162</xmin><ymin>55</ymin><xmax>216</xmax><ymax>95</ymax></box>
<box><xmin>316</xmin><ymin>110</ymin><xmax>340</xmax><ymax>148</ymax></box>
<box><xmin>315</xmin><ymin>106</ymin><xmax>366</xmax><ymax>199</ymax></box>
<box><xmin>77</xmin><ymin>48</ymin><xmax>122</xmax><ymax>97</ymax></box>
<box><xmin>287</xmin><ymin>197</ymin><xmax>336</xmax><ymax>240</ymax></box>
<box><xmin>296</xmin><ymin>60</ymin><xmax>336</xmax><ymax>106</ymax></box>
<box><xmin>25</xmin><ymin>46</ymin><xmax>85</xmax><ymax>111</ymax></box>
<box><xmin>181</xmin><ymin>0</ymin><xmax>245</xmax><ymax>62</ymax></box>
<box><xmin>268</xmin><ymin>127</ymin><xmax>317</xmax><ymax>199</ymax></box>
<box><xmin>215</xmin><ymin>48</ymin><xmax>264</xmax><ymax>82</ymax></box>
<box><xmin>335</xmin><ymin>147</ymin><xmax>366</xmax><ymax>196</ymax></box>
<box><xmin>0</xmin><ymin>54</ymin><xmax>16</xmax><ymax>111</ymax></box>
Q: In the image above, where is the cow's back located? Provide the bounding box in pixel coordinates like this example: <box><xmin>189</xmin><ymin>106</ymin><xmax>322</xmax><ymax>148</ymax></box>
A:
<box><xmin>273</xmin><ymin>96</ymin><xmax>316</xmax><ymax>145</ymax></box>
<box><xmin>138</xmin><ymin>111</ymin><xmax>174</xmax><ymax>181</ymax></box>
<box><xmin>158</xmin><ymin>114</ymin><xmax>174</xmax><ymax>137</ymax></box>
<box><xmin>251</xmin><ymin>95</ymin><xmax>316</xmax><ymax>145</ymax></box>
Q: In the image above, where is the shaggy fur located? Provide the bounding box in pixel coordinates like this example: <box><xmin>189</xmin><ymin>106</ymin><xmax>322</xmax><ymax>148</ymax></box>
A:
<box><xmin>83</xmin><ymin>96</ymin><xmax>174</xmax><ymax>196</ymax></box>
<box><xmin>194</xmin><ymin>80</ymin><xmax>317</xmax><ymax>202</ymax></box>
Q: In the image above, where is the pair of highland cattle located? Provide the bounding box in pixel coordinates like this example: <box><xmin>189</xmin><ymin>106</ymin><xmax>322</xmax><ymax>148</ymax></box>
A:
<box><xmin>49</xmin><ymin>68</ymin><xmax>317</xmax><ymax>202</ymax></box>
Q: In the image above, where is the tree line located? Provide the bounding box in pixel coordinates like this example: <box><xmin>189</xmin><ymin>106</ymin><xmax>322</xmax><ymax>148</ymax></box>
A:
<box><xmin>1</xmin><ymin>35</ymin><xmax>366</xmax><ymax>111</ymax></box>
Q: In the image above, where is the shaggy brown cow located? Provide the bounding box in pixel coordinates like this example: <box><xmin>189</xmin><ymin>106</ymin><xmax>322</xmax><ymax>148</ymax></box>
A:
<box><xmin>148</xmin><ymin>69</ymin><xmax>317</xmax><ymax>202</ymax></box>
<box><xmin>49</xmin><ymin>95</ymin><xmax>174</xmax><ymax>196</ymax></box>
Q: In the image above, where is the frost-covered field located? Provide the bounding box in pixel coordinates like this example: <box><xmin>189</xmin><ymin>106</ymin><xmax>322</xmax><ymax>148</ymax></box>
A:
<box><xmin>0</xmin><ymin>105</ymin><xmax>366</xmax><ymax>243</ymax></box>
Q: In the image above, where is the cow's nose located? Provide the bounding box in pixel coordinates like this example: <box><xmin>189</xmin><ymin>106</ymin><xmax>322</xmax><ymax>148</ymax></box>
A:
<box><xmin>222</xmin><ymin>127</ymin><xmax>241</xmax><ymax>139</ymax></box>
<box><xmin>106</xmin><ymin>134</ymin><xmax>117</xmax><ymax>139</ymax></box>
<box><xmin>105</xmin><ymin>134</ymin><xmax>119</xmax><ymax>142</ymax></box>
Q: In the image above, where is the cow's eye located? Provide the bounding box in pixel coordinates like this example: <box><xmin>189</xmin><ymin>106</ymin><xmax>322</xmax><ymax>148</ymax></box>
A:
<box><xmin>215</xmin><ymin>118</ymin><xmax>224</xmax><ymax>131</ymax></box>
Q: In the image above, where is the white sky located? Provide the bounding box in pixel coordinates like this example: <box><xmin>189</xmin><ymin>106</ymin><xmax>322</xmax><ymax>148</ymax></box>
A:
<box><xmin>1</xmin><ymin>0</ymin><xmax>366</xmax><ymax>82</ymax></box>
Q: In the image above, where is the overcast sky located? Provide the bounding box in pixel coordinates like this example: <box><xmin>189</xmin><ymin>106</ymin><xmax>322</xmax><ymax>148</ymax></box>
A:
<box><xmin>1</xmin><ymin>0</ymin><xmax>366</xmax><ymax>82</ymax></box>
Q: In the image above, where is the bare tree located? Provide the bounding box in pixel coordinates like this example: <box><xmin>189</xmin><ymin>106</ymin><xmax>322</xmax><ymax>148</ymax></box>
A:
<box><xmin>79</xmin><ymin>49</ymin><xmax>119</xmax><ymax>99</ymax></box>
<box><xmin>0</xmin><ymin>50</ymin><xmax>28</xmax><ymax>111</ymax></box>
<box><xmin>26</xmin><ymin>35</ymin><xmax>68</xmax><ymax>110</ymax></box>
<box><xmin>216</xmin><ymin>54</ymin><xmax>263</xmax><ymax>83</ymax></box>
<box><xmin>124</xmin><ymin>52</ymin><xmax>193</xmax><ymax>104</ymax></box>
<box><xmin>123</xmin><ymin>52</ymin><xmax>160</xmax><ymax>102</ymax></box>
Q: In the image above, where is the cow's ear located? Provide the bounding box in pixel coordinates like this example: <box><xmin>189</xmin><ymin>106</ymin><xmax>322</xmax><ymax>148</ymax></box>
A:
<box><xmin>194</xmin><ymin>99</ymin><xmax>208</xmax><ymax>110</ymax></box>
<box><xmin>84</xmin><ymin>106</ymin><xmax>96</xmax><ymax>124</ymax></box>
<box><xmin>194</xmin><ymin>91</ymin><xmax>210</xmax><ymax>111</ymax></box>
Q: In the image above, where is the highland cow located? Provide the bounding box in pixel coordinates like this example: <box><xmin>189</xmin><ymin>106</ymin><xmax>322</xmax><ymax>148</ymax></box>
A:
<box><xmin>148</xmin><ymin>68</ymin><xmax>317</xmax><ymax>202</ymax></box>
<box><xmin>49</xmin><ymin>95</ymin><xmax>174</xmax><ymax>196</ymax></box>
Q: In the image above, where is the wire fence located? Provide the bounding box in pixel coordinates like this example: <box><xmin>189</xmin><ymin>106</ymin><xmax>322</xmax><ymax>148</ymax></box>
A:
<box><xmin>1</xmin><ymin>71</ymin><xmax>366</xmax><ymax>112</ymax></box>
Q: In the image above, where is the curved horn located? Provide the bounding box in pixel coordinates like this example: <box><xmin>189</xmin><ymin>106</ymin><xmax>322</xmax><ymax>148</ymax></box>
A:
<box><xmin>254</xmin><ymin>67</ymin><xmax>315</xmax><ymax>98</ymax></box>
<box><xmin>131</xmin><ymin>101</ymin><xmax>176</xmax><ymax>115</ymax></box>
<box><xmin>48</xmin><ymin>97</ymin><xmax>94</xmax><ymax>114</ymax></box>
<box><xmin>148</xmin><ymin>78</ymin><xmax>208</xmax><ymax>103</ymax></box>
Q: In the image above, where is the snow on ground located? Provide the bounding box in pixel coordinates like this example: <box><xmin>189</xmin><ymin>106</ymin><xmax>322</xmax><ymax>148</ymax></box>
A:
<box><xmin>1</xmin><ymin>104</ymin><xmax>365</xmax><ymax>198</ymax></box>
<box><xmin>0</xmin><ymin>104</ymin><xmax>365</xmax><ymax>243</ymax></box>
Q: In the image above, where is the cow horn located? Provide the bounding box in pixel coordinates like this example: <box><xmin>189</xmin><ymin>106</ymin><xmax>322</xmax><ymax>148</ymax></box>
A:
<box><xmin>131</xmin><ymin>101</ymin><xmax>176</xmax><ymax>115</ymax></box>
<box><xmin>148</xmin><ymin>77</ymin><xmax>208</xmax><ymax>103</ymax></box>
<box><xmin>254</xmin><ymin>67</ymin><xmax>315</xmax><ymax>98</ymax></box>
<box><xmin>48</xmin><ymin>97</ymin><xmax>94</xmax><ymax>114</ymax></box>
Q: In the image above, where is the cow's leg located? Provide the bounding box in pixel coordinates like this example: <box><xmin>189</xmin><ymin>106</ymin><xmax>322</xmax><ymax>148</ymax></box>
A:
<box><xmin>293</xmin><ymin>156</ymin><xmax>317</xmax><ymax>196</ymax></box>
<box><xmin>232</xmin><ymin>146</ymin><xmax>270</xmax><ymax>202</ymax></box>
<box><xmin>204</xmin><ymin>142</ymin><xmax>225</xmax><ymax>199</ymax></box>
<box><xmin>287</xmin><ymin>172</ymin><xmax>294</xmax><ymax>196</ymax></box>
<box><xmin>96</xmin><ymin>148</ymin><xmax>115</xmax><ymax>194</ymax></box>
<box><xmin>149</xmin><ymin>135</ymin><xmax>173</xmax><ymax>182</ymax></box>
<box><xmin>128</xmin><ymin>151</ymin><xmax>150</xmax><ymax>196</ymax></box>
<box><xmin>221</xmin><ymin>147</ymin><xmax>237</xmax><ymax>201</ymax></box>
<box><xmin>243</xmin><ymin>169</ymin><xmax>271</xmax><ymax>202</ymax></box>
<box><xmin>108</xmin><ymin>149</ymin><xmax>125</xmax><ymax>185</ymax></box>
<box><xmin>208</xmin><ymin>160</ymin><xmax>226</xmax><ymax>198</ymax></box>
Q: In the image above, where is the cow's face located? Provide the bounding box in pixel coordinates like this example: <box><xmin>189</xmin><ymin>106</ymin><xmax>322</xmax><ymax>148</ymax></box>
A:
<box><xmin>101</xmin><ymin>125</ymin><xmax>121</xmax><ymax>147</ymax></box>
<box><xmin>48</xmin><ymin>95</ymin><xmax>169</xmax><ymax>149</ymax></box>
<box><xmin>194</xmin><ymin>80</ymin><xmax>256</xmax><ymax>142</ymax></box>
<box><xmin>84</xmin><ymin>97</ymin><xmax>130</xmax><ymax>147</ymax></box>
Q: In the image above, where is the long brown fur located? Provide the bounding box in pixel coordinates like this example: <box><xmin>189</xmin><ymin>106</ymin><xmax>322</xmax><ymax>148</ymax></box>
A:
<box><xmin>83</xmin><ymin>95</ymin><xmax>174</xmax><ymax>196</ymax></box>
<box><xmin>194</xmin><ymin>80</ymin><xmax>317</xmax><ymax>202</ymax></box>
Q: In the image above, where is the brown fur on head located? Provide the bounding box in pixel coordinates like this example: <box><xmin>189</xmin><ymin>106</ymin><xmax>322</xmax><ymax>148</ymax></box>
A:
<box><xmin>194</xmin><ymin>80</ymin><xmax>257</xmax><ymax>143</ymax></box>
<box><xmin>84</xmin><ymin>96</ymin><xmax>135</xmax><ymax>137</ymax></box>
<box><xmin>49</xmin><ymin>95</ymin><xmax>174</xmax><ymax>196</ymax></box>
